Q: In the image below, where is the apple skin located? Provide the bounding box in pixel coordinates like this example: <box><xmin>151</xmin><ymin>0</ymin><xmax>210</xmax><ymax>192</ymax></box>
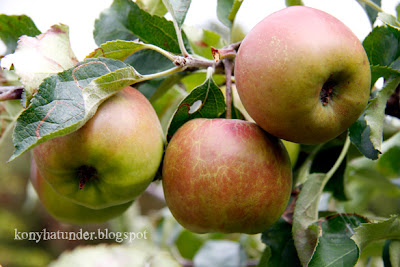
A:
<box><xmin>33</xmin><ymin>87</ymin><xmax>164</xmax><ymax>209</ymax></box>
<box><xmin>162</xmin><ymin>118</ymin><xmax>292</xmax><ymax>234</ymax></box>
<box><xmin>234</xmin><ymin>6</ymin><xmax>371</xmax><ymax>144</ymax></box>
<box><xmin>30</xmin><ymin>160</ymin><xmax>132</xmax><ymax>224</ymax></box>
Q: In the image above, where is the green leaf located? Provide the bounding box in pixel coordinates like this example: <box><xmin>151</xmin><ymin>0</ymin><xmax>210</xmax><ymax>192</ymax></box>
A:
<box><xmin>397</xmin><ymin>3</ymin><xmax>400</xmax><ymax>20</ymax></box>
<box><xmin>0</xmin><ymin>68</ymin><xmax>20</xmax><ymax>87</ymax></box>
<box><xmin>378</xmin><ymin>12</ymin><xmax>400</xmax><ymax>29</ymax></box>
<box><xmin>10</xmin><ymin>57</ymin><xmax>141</xmax><ymax>161</ymax></box>
<box><xmin>383</xmin><ymin>239</ymin><xmax>392</xmax><ymax>267</ymax></box>
<box><xmin>217</xmin><ymin>0</ymin><xmax>243</xmax><ymax>28</ymax></box>
<box><xmin>370</xmin><ymin>65</ymin><xmax>400</xmax><ymax>86</ymax></box>
<box><xmin>136</xmin><ymin>0</ymin><xmax>168</xmax><ymax>16</ymax></box>
<box><xmin>362</xmin><ymin>25</ymin><xmax>400</xmax><ymax>85</ymax></box>
<box><xmin>350</xmin><ymin>76</ymin><xmax>400</xmax><ymax>160</ymax></box>
<box><xmin>257</xmin><ymin>247</ymin><xmax>271</xmax><ymax>267</ymax></box>
<box><xmin>0</xmin><ymin>101</ymin><xmax>22</xmax><ymax>148</ymax></box>
<box><xmin>125</xmin><ymin>49</ymin><xmax>176</xmax><ymax>75</ymax></box>
<box><xmin>351</xmin><ymin>215</ymin><xmax>400</xmax><ymax>251</ymax></box>
<box><xmin>309</xmin><ymin>214</ymin><xmax>367</xmax><ymax>267</ymax></box>
<box><xmin>376</xmin><ymin>131</ymin><xmax>400</xmax><ymax>177</ymax></box>
<box><xmin>285</xmin><ymin>0</ymin><xmax>304</xmax><ymax>6</ymax></box>
<box><xmin>389</xmin><ymin>240</ymin><xmax>400</xmax><ymax>267</ymax></box>
<box><xmin>362</xmin><ymin>26</ymin><xmax>400</xmax><ymax>68</ymax></box>
<box><xmin>140</xmin><ymin>75</ymin><xmax>187</xmax><ymax>132</ymax></box>
<box><xmin>343</xmin><ymin>155</ymin><xmax>400</xmax><ymax>216</ymax></box>
<box><xmin>383</xmin><ymin>239</ymin><xmax>400</xmax><ymax>267</ymax></box>
<box><xmin>228</xmin><ymin>98</ymin><xmax>245</xmax><ymax>120</ymax></box>
<box><xmin>292</xmin><ymin>173</ymin><xmax>326</xmax><ymax>266</ymax></box>
<box><xmin>183</xmin><ymin>25</ymin><xmax>226</xmax><ymax>59</ymax></box>
<box><xmin>0</xmin><ymin>14</ymin><xmax>41</xmax><ymax>55</ymax></box>
<box><xmin>180</xmin><ymin>71</ymin><xmax>226</xmax><ymax>92</ymax></box>
<box><xmin>87</xmin><ymin>40</ymin><xmax>171</xmax><ymax>61</ymax></box>
<box><xmin>147</xmin><ymin>73</ymin><xmax>186</xmax><ymax>102</ymax></box>
<box><xmin>166</xmin><ymin>74</ymin><xmax>226</xmax><ymax>140</ymax></box>
<box><xmin>293</xmin><ymin>138</ymin><xmax>350</xmax><ymax>265</ymax></box>
<box><xmin>261</xmin><ymin>219</ymin><xmax>301</xmax><ymax>266</ymax></box>
<box><xmin>93</xmin><ymin>0</ymin><xmax>191</xmax><ymax>54</ymax></box>
<box><xmin>86</xmin><ymin>40</ymin><xmax>176</xmax><ymax>75</ymax></box>
<box><xmin>311</xmin><ymin>146</ymin><xmax>348</xmax><ymax>201</ymax></box>
<box><xmin>349</xmin><ymin>114</ymin><xmax>380</xmax><ymax>160</ymax></box>
<box><xmin>1</xmin><ymin>24</ymin><xmax>78</xmax><ymax>108</ymax></box>
<box><xmin>138</xmin><ymin>76</ymin><xmax>172</xmax><ymax>99</ymax></box>
<box><xmin>364</xmin><ymin>76</ymin><xmax>400</xmax><ymax>155</ymax></box>
<box><xmin>162</xmin><ymin>0</ymin><xmax>192</xmax><ymax>27</ymax></box>
<box><xmin>175</xmin><ymin>230</ymin><xmax>206</xmax><ymax>260</ymax></box>
<box><xmin>357</xmin><ymin>0</ymin><xmax>381</xmax><ymax>26</ymax></box>
<box><xmin>49</xmin><ymin>243</ymin><xmax>181</xmax><ymax>267</ymax></box>
<box><xmin>193</xmin><ymin>240</ymin><xmax>247</xmax><ymax>267</ymax></box>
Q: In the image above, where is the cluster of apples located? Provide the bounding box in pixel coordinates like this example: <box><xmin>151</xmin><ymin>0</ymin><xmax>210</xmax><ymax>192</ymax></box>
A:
<box><xmin>32</xmin><ymin>6</ymin><xmax>371</xmax><ymax>232</ymax></box>
<box><xmin>162</xmin><ymin>6</ymin><xmax>371</xmax><ymax>234</ymax></box>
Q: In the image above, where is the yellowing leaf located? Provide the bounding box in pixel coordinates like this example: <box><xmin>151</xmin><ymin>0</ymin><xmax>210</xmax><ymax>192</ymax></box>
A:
<box><xmin>1</xmin><ymin>24</ymin><xmax>78</xmax><ymax>107</ymax></box>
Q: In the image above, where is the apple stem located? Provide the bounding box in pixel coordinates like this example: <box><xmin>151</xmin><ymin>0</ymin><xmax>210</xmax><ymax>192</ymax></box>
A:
<box><xmin>294</xmin><ymin>143</ymin><xmax>324</xmax><ymax>186</ymax></box>
<box><xmin>209</xmin><ymin>42</ymin><xmax>241</xmax><ymax>119</ymax></box>
<box><xmin>325</xmin><ymin>135</ymin><xmax>350</xmax><ymax>180</ymax></box>
<box><xmin>287</xmin><ymin>136</ymin><xmax>351</xmax><ymax>225</ymax></box>
<box><xmin>223</xmin><ymin>58</ymin><xmax>234</xmax><ymax>119</ymax></box>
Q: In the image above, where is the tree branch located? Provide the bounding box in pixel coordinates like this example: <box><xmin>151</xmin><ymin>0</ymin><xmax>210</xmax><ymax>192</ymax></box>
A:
<box><xmin>223</xmin><ymin>58</ymin><xmax>234</xmax><ymax>119</ymax></box>
<box><xmin>173</xmin><ymin>55</ymin><xmax>216</xmax><ymax>70</ymax></box>
<box><xmin>0</xmin><ymin>86</ymin><xmax>24</xmax><ymax>101</ymax></box>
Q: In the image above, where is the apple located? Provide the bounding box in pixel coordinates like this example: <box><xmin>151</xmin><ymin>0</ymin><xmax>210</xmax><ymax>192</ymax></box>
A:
<box><xmin>30</xmin><ymin>159</ymin><xmax>132</xmax><ymax>224</ymax></box>
<box><xmin>282</xmin><ymin>140</ymin><xmax>300</xmax><ymax>167</ymax></box>
<box><xmin>234</xmin><ymin>6</ymin><xmax>371</xmax><ymax>144</ymax></box>
<box><xmin>162</xmin><ymin>118</ymin><xmax>292</xmax><ymax>234</ymax></box>
<box><xmin>225</xmin><ymin>84</ymin><xmax>300</xmax><ymax>166</ymax></box>
<box><xmin>33</xmin><ymin>87</ymin><xmax>164</xmax><ymax>209</ymax></box>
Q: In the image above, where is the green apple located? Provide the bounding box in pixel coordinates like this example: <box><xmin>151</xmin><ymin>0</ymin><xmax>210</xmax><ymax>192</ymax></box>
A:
<box><xmin>30</xmin><ymin>159</ymin><xmax>132</xmax><ymax>224</ymax></box>
<box><xmin>282</xmin><ymin>140</ymin><xmax>300</xmax><ymax>167</ymax></box>
<box><xmin>162</xmin><ymin>118</ymin><xmax>292</xmax><ymax>234</ymax></box>
<box><xmin>33</xmin><ymin>87</ymin><xmax>164</xmax><ymax>209</ymax></box>
<box><xmin>234</xmin><ymin>6</ymin><xmax>371</xmax><ymax>144</ymax></box>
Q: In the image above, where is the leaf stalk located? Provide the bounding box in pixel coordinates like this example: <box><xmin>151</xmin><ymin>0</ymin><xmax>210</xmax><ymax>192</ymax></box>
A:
<box><xmin>357</xmin><ymin>0</ymin><xmax>384</xmax><ymax>12</ymax></box>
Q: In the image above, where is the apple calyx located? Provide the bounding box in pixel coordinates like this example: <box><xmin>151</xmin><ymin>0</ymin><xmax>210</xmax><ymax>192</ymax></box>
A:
<box><xmin>320</xmin><ymin>78</ymin><xmax>337</xmax><ymax>106</ymax></box>
<box><xmin>77</xmin><ymin>165</ymin><xmax>98</xmax><ymax>190</ymax></box>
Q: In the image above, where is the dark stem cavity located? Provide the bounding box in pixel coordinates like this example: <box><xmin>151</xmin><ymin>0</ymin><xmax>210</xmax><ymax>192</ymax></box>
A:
<box><xmin>320</xmin><ymin>79</ymin><xmax>337</xmax><ymax>106</ymax></box>
<box><xmin>76</xmin><ymin>165</ymin><xmax>98</xmax><ymax>190</ymax></box>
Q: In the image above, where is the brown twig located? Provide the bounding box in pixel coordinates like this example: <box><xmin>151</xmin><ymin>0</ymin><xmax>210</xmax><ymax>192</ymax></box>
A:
<box><xmin>173</xmin><ymin>55</ymin><xmax>216</xmax><ymax>70</ymax></box>
<box><xmin>210</xmin><ymin>41</ymin><xmax>241</xmax><ymax>119</ymax></box>
<box><xmin>0</xmin><ymin>86</ymin><xmax>24</xmax><ymax>101</ymax></box>
<box><xmin>223</xmin><ymin>58</ymin><xmax>234</xmax><ymax>119</ymax></box>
